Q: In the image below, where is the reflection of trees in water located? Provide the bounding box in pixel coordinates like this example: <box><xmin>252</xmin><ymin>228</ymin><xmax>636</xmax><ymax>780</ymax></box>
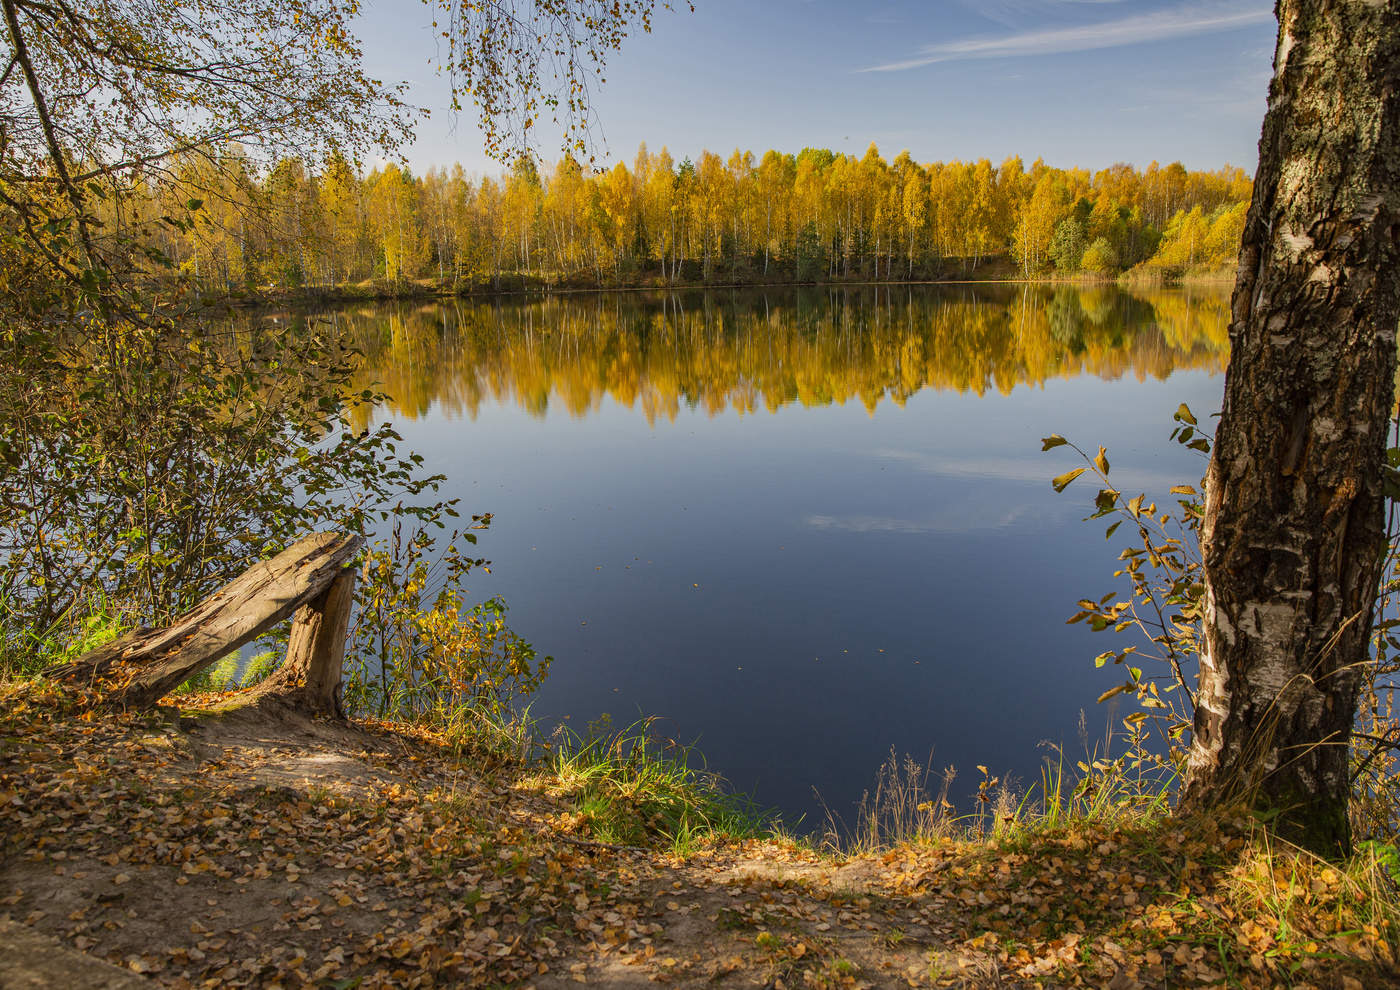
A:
<box><xmin>325</xmin><ymin>285</ymin><xmax>1229</xmax><ymax>425</ymax></box>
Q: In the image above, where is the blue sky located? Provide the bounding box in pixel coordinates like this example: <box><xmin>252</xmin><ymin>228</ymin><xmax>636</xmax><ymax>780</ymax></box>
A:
<box><xmin>356</xmin><ymin>0</ymin><xmax>1276</xmax><ymax>177</ymax></box>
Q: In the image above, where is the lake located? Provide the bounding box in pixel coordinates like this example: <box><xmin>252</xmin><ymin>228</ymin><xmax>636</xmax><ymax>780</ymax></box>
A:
<box><xmin>320</xmin><ymin>283</ymin><xmax>1230</xmax><ymax>830</ymax></box>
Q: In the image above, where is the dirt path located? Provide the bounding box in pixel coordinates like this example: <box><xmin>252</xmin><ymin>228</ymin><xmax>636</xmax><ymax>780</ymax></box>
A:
<box><xmin>1</xmin><ymin>687</ymin><xmax>1391</xmax><ymax>988</ymax></box>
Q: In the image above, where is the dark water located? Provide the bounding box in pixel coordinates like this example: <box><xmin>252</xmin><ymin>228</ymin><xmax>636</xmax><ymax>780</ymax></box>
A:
<box><xmin>328</xmin><ymin>284</ymin><xmax>1229</xmax><ymax>828</ymax></box>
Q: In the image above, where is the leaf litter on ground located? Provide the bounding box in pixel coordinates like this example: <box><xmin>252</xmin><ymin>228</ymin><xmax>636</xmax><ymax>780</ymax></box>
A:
<box><xmin>1</xmin><ymin>679</ymin><xmax>1397</xmax><ymax>988</ymax></box>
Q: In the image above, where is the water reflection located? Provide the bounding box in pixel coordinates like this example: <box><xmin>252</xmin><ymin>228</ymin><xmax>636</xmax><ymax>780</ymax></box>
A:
<box><xmin>246</xmin><ymin>283</ymin><xmax>1232</xmax><ymax>826</ymax></box>
<box><xmin>327</xmin><ymin>285</ymin><xmax>1228</xmax><ymax>424</ymax></box>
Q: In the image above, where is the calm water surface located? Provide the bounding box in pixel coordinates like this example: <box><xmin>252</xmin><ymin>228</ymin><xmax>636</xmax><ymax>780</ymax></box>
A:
<box><xmin>331</xmin><ymin>284</ymin><xmax>1230</xmax><ymax>828</ymax></box>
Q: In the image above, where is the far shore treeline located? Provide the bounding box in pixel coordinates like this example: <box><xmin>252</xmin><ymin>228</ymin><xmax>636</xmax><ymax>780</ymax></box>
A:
<box><xmin>112</xmin><ymin>144</ymin><xmax>1249</xmax><ymax>294</ymax></box>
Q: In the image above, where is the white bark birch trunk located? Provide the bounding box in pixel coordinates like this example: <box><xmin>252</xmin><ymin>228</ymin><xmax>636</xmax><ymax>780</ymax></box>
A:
<box><xmin>1181</xmin><ymin>0</ymin><xmax>1400</xmax><ymax>857</ymax></box>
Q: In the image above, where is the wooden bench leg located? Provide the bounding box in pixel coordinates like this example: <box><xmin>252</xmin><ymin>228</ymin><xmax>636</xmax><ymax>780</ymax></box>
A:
<box><xmin>284</xmin><ymin>567</ymin><xmax>356</xmax><ymax>719</ymax></box>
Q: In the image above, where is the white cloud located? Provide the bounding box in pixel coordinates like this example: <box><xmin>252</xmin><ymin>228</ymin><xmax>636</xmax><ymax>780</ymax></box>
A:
<box><xmin>870</xmin><ymin>447</ymin><xmax>1190</xmax><ymax>493</ymax></box>
<box><xmin>864</xmin><ymin>2</ymin><xmax>1272</xmax><ymax>72</ymax></box>
<box><xmin>803</xmin><ymin>506</ymin><xmax>1036</xmax><ymax>535</ymax></box>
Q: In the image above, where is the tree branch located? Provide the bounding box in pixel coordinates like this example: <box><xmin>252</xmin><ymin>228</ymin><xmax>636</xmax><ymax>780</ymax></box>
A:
<box><xmin>0</xmin><ymin>0</ymin><xmax>96</xmax><ymax>266</ymax></box>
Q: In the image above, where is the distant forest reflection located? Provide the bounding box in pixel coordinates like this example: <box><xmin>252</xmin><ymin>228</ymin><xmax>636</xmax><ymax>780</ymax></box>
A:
<box><xmin>304</xmin><ymin>285</ymin><xmax>1229</xmax><ymax>423</ymax></box>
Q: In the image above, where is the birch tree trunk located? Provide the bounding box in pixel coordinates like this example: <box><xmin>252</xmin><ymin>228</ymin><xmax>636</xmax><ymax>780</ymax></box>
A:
<box><xmin>1181</xmin><ymin>0</ymin><xmax>1400</xmax><ymax>857</ymax></box>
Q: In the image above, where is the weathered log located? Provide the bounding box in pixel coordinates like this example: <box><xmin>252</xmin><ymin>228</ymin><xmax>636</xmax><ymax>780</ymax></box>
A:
<box><xmin>51</xmin><ymin>532</ymin><xmax>363</xmax><ymax>708</ymax></box>
<box><xmin>297</xmin><ymin>567</ymin><xmax>357</xmax><ymax>716</ymax></box>
<box><xmin>241</xmin><ymin>566</ymin><xmax>357</xmax><ymax>717</ymax></box>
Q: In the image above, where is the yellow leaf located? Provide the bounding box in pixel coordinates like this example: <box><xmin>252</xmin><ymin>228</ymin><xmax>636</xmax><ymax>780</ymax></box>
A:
<box><xmin>1052</xmin><ymin>468</ymin><xmax>1085</xmax><ymax>492</ymax></box>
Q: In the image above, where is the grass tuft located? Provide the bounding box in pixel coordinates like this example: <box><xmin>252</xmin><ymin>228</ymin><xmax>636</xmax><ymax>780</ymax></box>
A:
<box><xmin>823</xmin><ymin>748</ymin><xmax>958</xmax><ymax>853</ymax></box>
<box><xmin>0</xmin><ymin>592</ymin><xmax>126</xmax><ymax>680</ymax></box>
<box><xmin>535</xmin><ymin>715</ymin><xmax>771</xmax><ymax>849</ymax></box>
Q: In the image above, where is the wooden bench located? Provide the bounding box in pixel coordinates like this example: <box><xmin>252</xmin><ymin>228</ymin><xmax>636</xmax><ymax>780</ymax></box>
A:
<box><xmin>51</xmin><ymin>532</ymin><xmax>363</xmax><ymax>715</ymax></box>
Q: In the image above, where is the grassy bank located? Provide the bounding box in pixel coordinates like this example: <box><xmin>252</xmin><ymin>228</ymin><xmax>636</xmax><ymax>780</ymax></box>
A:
<box><xmin>151</xmin><ymin>254</ymin><xmax>1236</xmax><ymax>310</ymax></box>
<box><xmin>2</xmin><ymin>672</ymin><xmax>1397</xmax><ymax>988</ymax></box>
<box><xmin>1118</xmin><ymin>264</ymin><xmax>1237</xmax><ymax>288</ymax></box>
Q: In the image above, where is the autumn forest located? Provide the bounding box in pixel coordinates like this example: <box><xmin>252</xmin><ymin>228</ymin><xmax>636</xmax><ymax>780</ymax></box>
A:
<box><xmin>130</xmin><ymin>144</ymin><xmax>1250</xmax><ymax>292</ymax></box>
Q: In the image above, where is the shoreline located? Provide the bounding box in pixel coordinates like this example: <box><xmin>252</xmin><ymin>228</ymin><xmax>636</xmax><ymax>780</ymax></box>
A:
<box><xmin>185</xmin><ymin>267</ymin><xmax>1235</xmax><ymax>312</ymax></box>
<box><xmin>1</xmin><ymin>681</ymin><xmax>1391</xmax><ymax>988</ymax></box>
